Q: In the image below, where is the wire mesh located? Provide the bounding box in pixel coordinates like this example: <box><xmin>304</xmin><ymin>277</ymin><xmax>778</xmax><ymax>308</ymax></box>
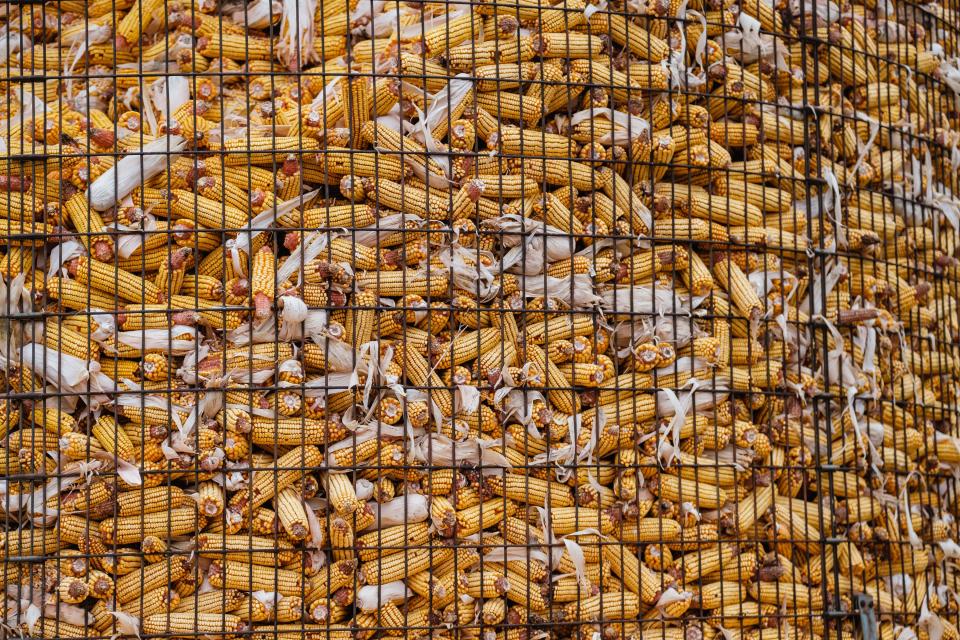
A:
<box><xmin>0</xmin><ymin>1</ymin><xmax>957</xmax><ymax>640</ymax></box>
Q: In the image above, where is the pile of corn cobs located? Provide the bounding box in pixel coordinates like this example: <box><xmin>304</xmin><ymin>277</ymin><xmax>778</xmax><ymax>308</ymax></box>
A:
<box><xmin>1</xmin><ymin>0</ymin><xmax>960</xmax><ymax>639</ymax></box>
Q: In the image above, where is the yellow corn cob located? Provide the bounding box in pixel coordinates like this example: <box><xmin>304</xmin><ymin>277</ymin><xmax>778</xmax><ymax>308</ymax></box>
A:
<box><xmin>100</xmin><ymin>506</ymin><xmax>199</xmax><ymax>545</ymax></box>
<box><xmin>360</xmin><ymin>547</ymin><xmax>454</xmax><ymax>585</ymax></box>
<box><xmin>356</xmin><ymin>522</ymin><xmax>432</xmax><ymax>562</ymax></box>
<box><xmin>325</xmin><ymin>473</ymin><xmax>359</xmax><ymax>516</ymax></box>
<box><xmin>142</xmin><ymin>612</ymin><xmax>248</xmax><ymax>636</ymax></box>
<box><xmin>115</xmin><ymin>0</ymin><xmax>164</xmax><ymax>47</ymax></box>
<box><xmin>222</xmin><ymin>136</ymin><xmax>320</xmax><ymax>165</ymax></box>
<box><xmin>344</xmin><ymin>290</ymin><xmax>377</xmax><ymax>346</ymax></box>
<box><xmin>496</xmin><ymin>126</ymin><xmax>579</xmax><ymax>159</ymax></box>
<box><xmin>273</xmin><ymin>486</ymin><xmax>309</xmax><ymax>540</ymax></box>
<box><xmin>393</xmin><ymin>343</ymin><xmax>453</xmax><ymax>417</ymax></box>
<box><xmin>195</xmin><ymin>534</ymin><xmax>298</xmax><ymax>566</ymax></box>
<box><xmin>346</xmin><ymin>175</ymin><xmax>449</xmax><ymax>220</ymax></box>
<box><xmin>116</xmin><ymin>557</ymin><xmax>192</xmax><ymax>604</ymax></box>
<box><xmin>328</xmin><ymin>515</ymin><xmax>357</xmax><ymax>563</ymax></box>
<box><xmin>250</xmin><ymin>417</ymin><xmax>344</xmax><ymax>445</ymax></box>
<box><xmin>43</xmin><ymin>319</ymin><xmax>99</xmax><ymax>361</ymax></box>
<box><xmin>90</xmin><ymin>415</ymin><xmax>136</xmax><ymax>461</ymax></box>
<box><xmin>63</xmin><ymin>192</ymin><xmax>114</xmax><ymax>261</ymax></box>
<box><xmin>200</xmin><ymin>33</ymin><xmax>274</xmax><ymax>60</ymax></box>
<box><xmin>170</xmin><ymin>189</ymin><xmax>249</xmax><ymax>231</ymax></box>
<box><xmin>603</xmin><ymin>546</ymin><xmax>661</xmax><ymax>604</ymax></box>
<box><xmin>586</xmin><ymin>11</ymin><xmax>669</xmax><ymax>61</ymax></box>
<box><xmin>525</xmin><ymin>343</ymin><xmax>581</xmax><ymax>415</ymax></box>
<box><xmin>713</xmin><ymin>256</ymin><xmax>763</xmax><ymax>321</ymax></box>
<box><xmin>208</xmin><ymin>560</ymin><xmax>303</xmax><ymax>596</ymax></box>
<box><xmin>486</xmin><ymin>474</ymin><xmax>574</xmax><ymax>506</ymax></box>
<box><xmin>228</xmin><ymin>445</ymin><xmax>323</xmax><ymax>514</ymax></box>
<box><xmin>564</xmin><ymin>591</ymin><xmax>640</xmax><ymax>621</ymax></box>
<box><xmin>68</xmin><ymin>257</ymin><xmax>161</xmax><ymax>304</ymax></box>
<box><xmin>195</xmin><ymin>480</ymin><xmax>225</xmax><ymax>518</ymax></box>
<box><xmin>47</xmin><ymin>277</ymin><xmax>120</xmax><ymax>311</ymax></box>
<box><xmin>652</xmin><ymin>473</ymin><xmax>728</xmax><ymax>509</ymax></box>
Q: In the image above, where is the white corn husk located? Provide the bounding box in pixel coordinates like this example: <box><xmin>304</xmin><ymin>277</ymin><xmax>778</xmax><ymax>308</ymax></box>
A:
<box><xmin>110</xmin><ymin>326</ymin><xmax>199</xmax><ymax>355</ymax></box>
<box><xmin>517</xmin><ymin>273</ymin><xmax>599</xmax><ymax>308</ymax></box>
<box><xmin>352</xmin><ymin>213</ymin><xmax>431</xmax><ymax>247</ymax></box>
<box><xmin>47</xmin><ymin>241</ymin><xmax>87</xmax><ymax>279</ymax></box>
<box><xmin>413</xmin><ymin>433</ymin><xmax>510</xmax><ymax>471</ymax></box>
<box><xmin>19</xmin><ymin>343</ymin><xmax>116</xmax><ymax>402</ymax></box>
<box><xmin>0</xmin><ymin>27</ymin><xmax>30</xmax><ymax>65</ymax></box>
<box><xmin>437</xmin><ymin>243</ymin><xmax>497</xmax><ymax>300</ymax></box>
<box><xmin>722</xmin><ymin>11</ymin><xmax>789</xmax><ymax>70</ymax></box>
<box><xmin>493</xmin><ymin>215</ymin><xmax>576</xmax><ymax>275</ymax></box>
<box><xmin>365</xmin><ymin>493</ymin><xmax>430</xmax><ymax>530</ymax></box>
<box><xmin>277</xmin><ymin>0</ymin><xmax>318</xmax><ymax>71</ymax></box>
<box><xmin>412</xmin><ymin>74</ymin><xmax>474</xmax><ymax>140</ymax></box>
<box><xmin>356</xmin><ymin>582</ymin><xmax>413</xmax><ymax>611</ymax></box>
<box><xmin>570</xmin><ymin>107</ymin><xmax>651</xmax><ymax>146</ymax></box>
<box><xmin>0</xmin><ymin>273</ymin><xmax>40</xmax><ymax>366</ymax></box>
<box><xmin>151</xmin><ymin>76</ymin><xmax>190</xmax><ymax>125</ymax></box>
<box><xmin>87</xmin><ymin>136</ymin><xmax>186</xmax><ymax>211</ymax></box>
<box><xmin>3</xmin><ymin>87</ymin><xmax>45</xmax><ymax>131</ymax></box>
<box><xmin>603</xmin><ymin>284</ymin><xmax>701</xmax><ymax>350</ymax></box>
<box><xmin>230</xmin><ymin>0</ymin><xmax>284</xmax><ymax>28</ymax></box>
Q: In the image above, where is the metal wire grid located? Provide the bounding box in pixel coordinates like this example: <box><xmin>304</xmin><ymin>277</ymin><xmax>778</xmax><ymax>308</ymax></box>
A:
<box><xmin>0</xmin><ymin>1</ymin><xmax>957</xmax><ymax>640</ymax></box>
